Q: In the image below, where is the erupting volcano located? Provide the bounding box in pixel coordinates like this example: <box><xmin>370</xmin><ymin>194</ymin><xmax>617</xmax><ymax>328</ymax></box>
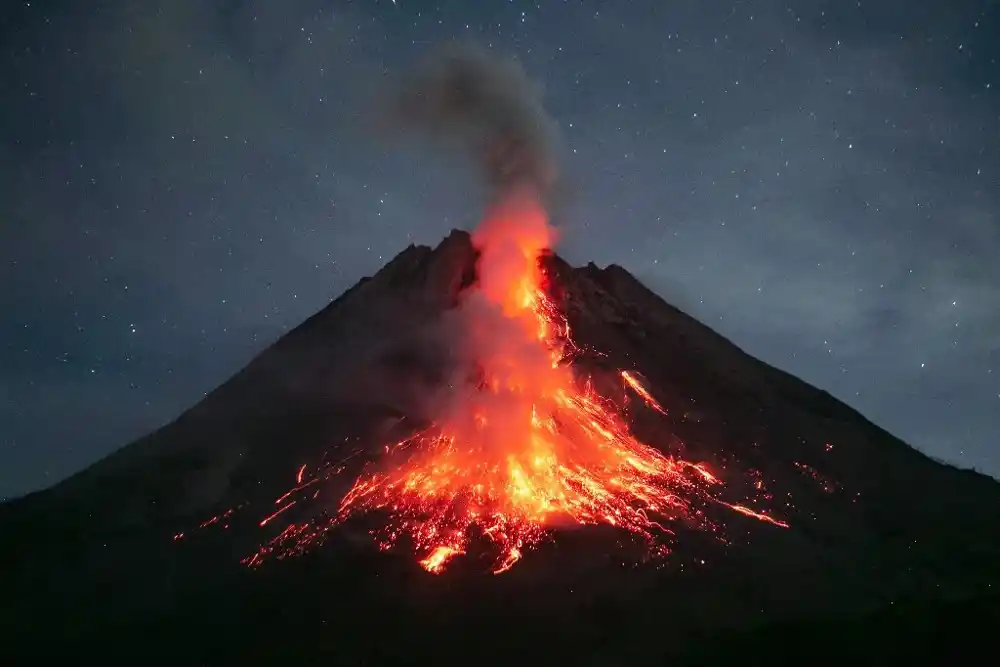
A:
<box><xmin>6</xmin><ymin>43</ymin><xmax>1000</xmax><ymax>666</ymax></box>
<box><xmin>264</xmin><ymin>198</ymin><xmax>783</xmax><ymax>573</ymax></box>
<box><xmin>236</xmin><ymin>190</ymin><xmax>786</xmax><ymax>576</ymax></box>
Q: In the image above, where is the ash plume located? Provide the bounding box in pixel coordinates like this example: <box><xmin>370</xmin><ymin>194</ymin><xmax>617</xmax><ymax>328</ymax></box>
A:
<box><xmin>370</xmin><ymin>43</ymin><xmax>567</xmax><ymax>440</ymax></box>
<box><xmin>386</xmin><ymin>43</ymin><xmax>559</xmax><ymax>207</ymax></box>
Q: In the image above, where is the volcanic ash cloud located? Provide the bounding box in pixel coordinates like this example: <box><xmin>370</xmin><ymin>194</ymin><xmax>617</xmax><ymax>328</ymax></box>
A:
<box><xmin>387</xmin><ymin>42</ymin><xmax>559</xmax><ymax>209</ymax></box>
<box><xmin>386</xmin><ymin>44</ymin><xmax>565</xmax><ymax>448</ymax></box>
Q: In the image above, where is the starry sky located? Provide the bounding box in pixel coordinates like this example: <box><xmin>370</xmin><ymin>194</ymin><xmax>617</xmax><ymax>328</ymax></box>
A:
<box><xmin>1</xmin><ymin>0</ymin><xmax>997</xmax><ymax>499</ymax></box>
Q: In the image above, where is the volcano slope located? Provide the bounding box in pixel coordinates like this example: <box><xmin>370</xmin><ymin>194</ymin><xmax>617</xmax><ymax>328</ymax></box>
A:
<box><xmin>3</xmin><ymin>230</ymin><xmax>1000</xmax><ymax>664</ymax></box>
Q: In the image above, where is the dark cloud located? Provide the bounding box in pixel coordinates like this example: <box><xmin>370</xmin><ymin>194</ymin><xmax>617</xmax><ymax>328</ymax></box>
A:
<box><xmin>382</xmin><ymin>42</ymin><xmax>560</xmax><ymax>207</ymax></box>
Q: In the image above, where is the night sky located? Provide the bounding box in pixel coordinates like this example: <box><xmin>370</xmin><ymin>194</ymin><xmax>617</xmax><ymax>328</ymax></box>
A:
<box><xmin>2</xmin><ymin>0</ymin><xmax>997</xmax><ymax>500</ymax></box>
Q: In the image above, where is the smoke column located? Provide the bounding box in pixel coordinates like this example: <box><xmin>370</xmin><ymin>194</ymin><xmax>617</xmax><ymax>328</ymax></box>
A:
<box><xmin>386</xmin><ymin>43</ymin><xmax>566</xmax><ymax>475</ymax></box>
<box><xmin>388</xmin><ymin>42</ymin><xmax>559</xmax><ymax>209</ymax></box>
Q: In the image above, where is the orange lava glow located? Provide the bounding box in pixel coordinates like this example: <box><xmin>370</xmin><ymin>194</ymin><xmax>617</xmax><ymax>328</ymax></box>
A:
<box><xmin>725</xmin><ymin>503</ymin><xmax>790</xmax><ymax>528</ymax></box>
<box><xmin>622</xmin><ymin>370</ymin><xmax>668</xmax><ymax>416</ymax></box>
<box><xmin>419</xmin><ymin>545</ymin><xmax>465</xmax><ymax>574</ymax></box>
<box><xmin>322</xmin><ymin>191</ymin><xmax>787</xmax><ymax>574</ymax></box>
<box><xmin>187</xmin><ymin>190</ymin><xmax>794</xmax><ymax>575</ymax></box>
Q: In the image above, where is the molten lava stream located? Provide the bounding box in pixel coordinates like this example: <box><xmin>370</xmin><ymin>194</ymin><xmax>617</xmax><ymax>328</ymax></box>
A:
<box><xmin>330</xmin><ymin>192</ymin><xmax>757</xmax><ymax>575</ymax></box>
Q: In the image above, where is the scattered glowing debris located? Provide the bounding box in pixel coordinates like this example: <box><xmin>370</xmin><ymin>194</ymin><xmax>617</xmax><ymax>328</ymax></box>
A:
<box><xmin>621</xmin><ymin>370</ymin><xmax>668</xmax><ymax>415</ymax></box>
<box><xmin>794</xmin><ymin>461</ymin><xmax>840</xmax><ymax>493</ymax></box>
<box><xmin>725</xmin><ymin>504</ymin><xmax>790</xmax><ymax>528</ymax></box>
<box><xmin>420</xmin><ymin>545</ymin><xmax>464</xmax><ymax>574</ymax></box>
<box><xmin>260</xmin><ymin>501</ymin><xmax>296</xmax><ymax>527</ymax></box>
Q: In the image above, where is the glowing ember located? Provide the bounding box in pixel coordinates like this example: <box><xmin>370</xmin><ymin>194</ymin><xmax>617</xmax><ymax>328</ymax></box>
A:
<box><xmin>725</xmin><ymin>504</ymin><xmax>790</xmax><ymax>528</ymax></box>
<box><xmin>622</xmin><ymin>371</ymin><xmax>668</xmax><ymax>416</ymax></box>
<box><xmin>420</xmin><ymin>545</ymin><xmax>465</xmax><ymax>574</ymax></box>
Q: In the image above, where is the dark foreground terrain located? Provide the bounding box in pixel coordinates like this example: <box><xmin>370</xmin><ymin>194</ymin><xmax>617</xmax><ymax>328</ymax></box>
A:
<box><xmin>21</xmin><ymin>546</ymin><xmax>1000</xmax><ymax>665</ymax></box>
<box><xmin>3</xmin><ymin>231</ymin><xmax>998</xmax><ymax>664</ymax></box>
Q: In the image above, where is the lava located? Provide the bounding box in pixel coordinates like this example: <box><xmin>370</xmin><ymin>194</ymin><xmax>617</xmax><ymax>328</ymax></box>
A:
<box><xmin>420</xmin><ymin>545</ymin><xmax>465</xmax><ymax>574</ymax></box>
<box><xmin>260</xmin><ymin>501</ymin><xmax>297</xmax><ymax>527</ymax></box>
<box><xmin>317</xmin><ymin>192</ymin><xmax>785</xmax><ymax>574</ymax></box>
<box><xmin>725</xmin><ymin>503</ymin><xmax>791</xmax><ymax>528</ymax></box>
<box><xmin>194</xmin><ymin>191</ymin><xmax>792</xmax><ymax>575</ymax></box>
<box><xmin>622</xmin><ymin>370</ymin><xmax>668</xmax><ymax>416</ymax></box>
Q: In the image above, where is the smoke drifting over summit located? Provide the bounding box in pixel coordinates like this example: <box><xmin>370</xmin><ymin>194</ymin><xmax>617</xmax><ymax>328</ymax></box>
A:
<box><xmin>387</xmin><ymin>43</ymin><xmax>559</xmax><ymax>206</ymax></box>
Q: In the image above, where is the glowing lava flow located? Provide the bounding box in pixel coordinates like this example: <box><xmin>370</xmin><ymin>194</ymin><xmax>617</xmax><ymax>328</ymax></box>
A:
<box><xmin>320</xmin><ymin>192</ymin><xmax>786</xmax><ymax>574</ymax></box>
<box><xmin>201</xmin><ymin>192</ymin><xmax>792</xmax><ymax>574</ymax></box>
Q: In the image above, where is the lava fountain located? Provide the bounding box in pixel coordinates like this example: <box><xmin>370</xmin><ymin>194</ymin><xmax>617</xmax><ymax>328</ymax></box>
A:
<box><xmin>324</xmin><ymin>189</ymin><xmax>784</xmax><ymax>574</ymax></box>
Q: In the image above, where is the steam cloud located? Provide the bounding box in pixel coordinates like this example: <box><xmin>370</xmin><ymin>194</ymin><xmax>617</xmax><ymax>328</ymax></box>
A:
<box><xmin>387</xmin><ymin>42</ymin><xmax>559</xmax><ymax>207</ymax></box>
<box><xmin>368</xmin><ymin>44</ymin><xmax>565</xmax><ymax>468</ymax></box>
<box><xmin>386</xmin><ymin>48</ymin><xmax>568</xmax><ymax>482</ymax></box>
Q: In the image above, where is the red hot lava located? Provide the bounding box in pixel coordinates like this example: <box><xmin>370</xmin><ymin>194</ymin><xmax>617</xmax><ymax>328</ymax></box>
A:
<box><xmin>187</xmin><ymin>190</ymin><xmax>790</xmax><ymax>574</ymax></box>
<box><xmin>325</xmin><ymin>191</ymin><xmax>786</xmax><ymax>574</ymax></box>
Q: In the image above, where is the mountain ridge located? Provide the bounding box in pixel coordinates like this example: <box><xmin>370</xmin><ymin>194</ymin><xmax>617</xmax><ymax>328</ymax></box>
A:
<box><xmin>13</xmin><ymin>228</ymin><xmax>991</xmax><ymax>499</ymax></box>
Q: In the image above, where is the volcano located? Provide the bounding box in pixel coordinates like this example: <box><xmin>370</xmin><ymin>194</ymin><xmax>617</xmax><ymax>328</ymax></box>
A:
<box><xmin>3</xmin><ymin>226</ymin><xmax>1000</xmax><ymax>664</ymax></box>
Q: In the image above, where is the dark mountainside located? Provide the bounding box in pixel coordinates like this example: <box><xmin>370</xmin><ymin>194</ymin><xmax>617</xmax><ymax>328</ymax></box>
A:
<box><xmin>3</xmin><ymin>230</ymin><xmax>999</xmax><ymax>664</ymax></box>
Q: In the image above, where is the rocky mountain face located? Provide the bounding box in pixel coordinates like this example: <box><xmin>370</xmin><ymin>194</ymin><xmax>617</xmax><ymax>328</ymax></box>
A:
<box><xmin>3</xmin><ymin>230</ymin><xmax>999</xmax><ymax>664</ymax></box>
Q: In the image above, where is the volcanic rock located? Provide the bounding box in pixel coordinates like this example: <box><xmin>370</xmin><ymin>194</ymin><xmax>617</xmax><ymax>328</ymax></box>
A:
<box><xmin>2</xmin><ymin>230</ymin><xmax>999</xmax><ymax>664</ymax></box>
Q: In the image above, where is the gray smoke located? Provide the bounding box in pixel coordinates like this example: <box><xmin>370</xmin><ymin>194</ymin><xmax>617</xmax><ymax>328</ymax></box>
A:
<box><xmin>386</xmin><ymin>43</ymin><xmax>559</xmax><ymax>206</ymax></box>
